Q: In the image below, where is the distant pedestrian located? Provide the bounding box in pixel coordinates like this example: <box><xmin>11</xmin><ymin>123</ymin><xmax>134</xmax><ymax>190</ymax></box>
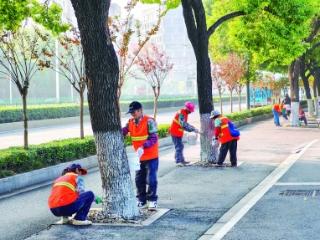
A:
<box><xmin>169</xmin><ymin>101</ymin><xmax>199</xmax><ymax>166</ymax></box>
<box><xmin>122</xmin><ymin>101</ymin><xmax>159</xmax><ymax>210</ymax></box>
<box><xmin>210</xmin><ymin>110</ymin><xmax>239</xmax><ymax>167</ymax></box>
<box><xmin>48</xmin><ymin>163</ymin><xmax>102</xmax><ymax>226</ymax></box>
<box><xmin>272</xmin><ymin>103</ymin><xmax>281</xmax><ymax>126</ymax></box>
<box><xmin>282</xmin><ymin>94</ymin><xmax>291</xmax><ymax>117</ymax></box>
<box><xmin>299</xmin><ymin>105</ymin><xmax>308</xmax><ymax>126</ymax></box>
<box><xmin>280</xmin><ymin>103</ymin><xmax>288</xmax><ymax>120</ymax></box>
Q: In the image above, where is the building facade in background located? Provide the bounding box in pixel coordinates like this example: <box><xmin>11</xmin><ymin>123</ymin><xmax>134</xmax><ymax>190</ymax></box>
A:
<box><xmin>0</xmin><ymin>1</ymin><xmax>197</xmax><ymax>105</ymax></box>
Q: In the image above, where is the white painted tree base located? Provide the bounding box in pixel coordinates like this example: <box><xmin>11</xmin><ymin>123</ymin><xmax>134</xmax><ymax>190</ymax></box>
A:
<box><xmin>290</xmin><ymin>102</ymin><xmax>299</xmax><ymax>126</ymax></box>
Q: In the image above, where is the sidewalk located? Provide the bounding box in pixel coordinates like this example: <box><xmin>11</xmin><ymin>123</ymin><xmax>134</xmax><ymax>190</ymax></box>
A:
<box><xmin>23</xmin><ymin>119</ymin><xmax>319</xmax><ymax>240</ymax></box>
<box><xmin>221</xmin><ymin>139</ymin><xmax>320</xmax><ymax>240</ymax></box>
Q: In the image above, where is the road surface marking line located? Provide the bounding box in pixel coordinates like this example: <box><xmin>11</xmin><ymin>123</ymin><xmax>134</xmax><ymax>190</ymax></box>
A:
<box><xmin>199</xmin><ymin>139</ymin><xmax>318</xmax><ymax>240</ymax></box>
<box><xmin>275</xmin><ymin>182</ymin><xmax>320</xmax><ymax>186</ymax></box>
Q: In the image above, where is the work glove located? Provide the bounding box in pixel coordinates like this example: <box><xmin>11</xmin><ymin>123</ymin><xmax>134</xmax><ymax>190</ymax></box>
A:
<box><xmin>95</xmin><ymin>196</ymin><xmax>103</xmax><ymax>204</ymax></box>
<box><xmin>137</xmin><ymin>147</ymin><xmax>144</xmax><ymax>158</ymax></box>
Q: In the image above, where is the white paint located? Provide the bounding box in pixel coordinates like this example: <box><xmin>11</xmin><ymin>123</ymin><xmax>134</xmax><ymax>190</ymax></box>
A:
<box><xmin>317</xmin><ymin>97</ymin><xmax>320</xmax><ymax>117</ymax></box>
<box><xmin>290</xmin><ymin>102</ymin><xmax>299</xmax><ymax>126</ymax></box>
<box><xmin>307</xmin><ymin>99</ymin><xmax>314</xmax><ymax>117</ymax></box>
<box><xmin>199</xmin><ymin>139</ymin><xmax>318</xmax><ymax>240</ymax></box>
<box><xmin>55</xmin><ymin>40</ymin><xmax>60</xmax><ymax>103</ymax></box>
<box><xmin>275</xmin><ymin>182</ymin><xmax>320</xmax><ymax>186</ymax></box>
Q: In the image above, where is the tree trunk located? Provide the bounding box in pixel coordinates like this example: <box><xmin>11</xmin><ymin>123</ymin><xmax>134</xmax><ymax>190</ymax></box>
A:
<box><xmin>153</xmin><ymin>87</ymin><xmax>159</xmax><ymax>120</ymax></box>
<box><xmin>71</xmin><ymin>0</ymin><xmax>139</xmax><ymax>219</ymax></box>
<box><xmin>22</xmin><ymin>92</ymin><xmax>28</xmax><ymax>149</ymax></box>
<box><xmin>289</xmin><ymin>59</ymin><xmax>301</xmax><ymax>126</ymax></box>
<box><xmin>182</xmin><ymin>0</ymin><xmax>214</xmax><ymax>163</ymax></box>
<box><xmin>230</xmin><ymin>90</ymin><xmax>233</xmax><ymax>113</ymax></box>
<box><xmin>246</xmin><ymin>80</ymin><xmax>250</xmax><ymax>110</ymax></box>
<box><xmin>219</xmin><ymin>91</ymin><xmax>223</xmax><ymax>114</ymax></box>
<box><xmin>312</xmin><ymin>67</ymin><xmax>320</xmax><ymax>117</ymax></box>
<box><xmin>300</xmin><ymin>57</ymin><xmax>314</xmax><ymax>116</ymax></box>
<box><xmin>238</xmin><ymin>89</ymin><xmax>241</xmax><ymax>111</ymax></box>
<box><xmin>79</xmin><ymin>89</ymin><xmax>84</xmax><ymax>139</ymax></box>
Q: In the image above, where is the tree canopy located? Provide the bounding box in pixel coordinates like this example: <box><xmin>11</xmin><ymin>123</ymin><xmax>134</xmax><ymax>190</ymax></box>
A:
<box><xmin>0</xmin><ymin>0</ymin><xmax>68</xmax><ymax>34</ymax></box>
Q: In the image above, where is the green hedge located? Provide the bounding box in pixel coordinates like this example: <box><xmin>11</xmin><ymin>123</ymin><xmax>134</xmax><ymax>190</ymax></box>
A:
<box><xmin>0</xmin><ymin>104</ymin><xmax>90</xmax><ymax>124</ymax></box>
<box><xmin>0</xmin><ymin>96</ymin><xmax>246</xmax><ymax>124</ymax></box>
<box><xmin>0</xmin><ymin>124</ymin><xmax>170</xmax><ymax>178</ymax></box>
<box><xmin>226</xmin><ymin>106</ymin><xmax>272</xmax><ymax>122</ymax></box>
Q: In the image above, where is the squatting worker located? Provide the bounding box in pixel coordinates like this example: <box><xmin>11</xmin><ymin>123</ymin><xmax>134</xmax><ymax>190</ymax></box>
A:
<box><xmin>169</xmin><ymin>101</ymin><xmax>199</xmax><ymax>166</ymax></box>
<box><xmin>122</xmin><ymin>101</ymin><xmax>159</xmax><ymax>210</ymax></box>
<box><xmin>48</xmin><ymin>163</ymin><xmax>102</xmax><ymax>225</ymax></box>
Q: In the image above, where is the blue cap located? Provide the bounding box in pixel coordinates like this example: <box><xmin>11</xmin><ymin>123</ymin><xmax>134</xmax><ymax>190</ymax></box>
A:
<box><xmin>126</xmin><ymin>101</ymin><xmax>142</xmax><ymax>114</ymax></box>
<box><xmin>67</xmin><ymin>163</ymin><xmax>87</xmax><ymax>175</ymax></box>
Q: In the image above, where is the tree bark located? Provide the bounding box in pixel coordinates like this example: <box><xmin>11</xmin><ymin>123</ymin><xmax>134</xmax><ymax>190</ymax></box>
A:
<box><xmin>219</xmin><ymin>91</ymin><xmax>223</xmax><ymax>114</ymax></box>
<box><xmin>153</xmin><ymin>87</ymin><xmax>160</xmax><ymax>120</ymax></box>
<box><xmin>79</xmin><ymin>89</ymin><xmax>84</xmax><ymax>139</ymax></box>
<box><xmin>230</xmin><ymin>91</ymin><xmax>233</xmax><ymax>113</ymax></box>
<box><xmin>300</xmin><ymin>58</ymin><xmax>314</xmax><ymax>116</ymax></box>
<box><xmin>22</xmin><ymin>92</ymin><xmax>28</xmax><ymax>149</ymax></box>
<box><xmin>289</xmin><ymin>59</ymin><xmax>301</xmax><ymax>126</ymax></box>
<box><xmin>246</xmin><ymin>80</ymin><xmax>250</xmax><ymax>109</ymax></box>
<box><xmin>70</xmin><ymin>0</ymin><xmax>139</xmax><ymax>219</ymax></box>
<box><xmin>182</xmin><ymin>0</ymin><xmax>214</xmax><ymax>163</ymax></box>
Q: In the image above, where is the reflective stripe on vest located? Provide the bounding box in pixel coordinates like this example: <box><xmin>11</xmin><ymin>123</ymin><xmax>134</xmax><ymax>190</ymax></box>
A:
<box><xmin>48</xmin><ymin>173</ymin><xmax>78</xmax><ymax>209</ymax></box>
<box><xmin>170</xmin><ymin>109</ymin><xmax>188</xmax><ymax>137</ymax></box>
<box><xmin>53</xmin><ymin>182</ymin><xmax>76</xmax><ymax>192</ymax></box>
<box><xmin>131</xmin><ymin>135</ymin><xmax>148</xmax><ymax>141</ymax></box>
<box><xmin>217</xmin><ymin>116</ymin><xmax>234</xmax><ymax>144</ymax></box>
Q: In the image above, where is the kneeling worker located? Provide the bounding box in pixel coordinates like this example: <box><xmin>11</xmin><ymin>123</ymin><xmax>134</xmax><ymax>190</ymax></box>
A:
<box><xmin>48</xmin><ymin>163</ymin><xmax>102</xmax><ymax>225</ymax></box>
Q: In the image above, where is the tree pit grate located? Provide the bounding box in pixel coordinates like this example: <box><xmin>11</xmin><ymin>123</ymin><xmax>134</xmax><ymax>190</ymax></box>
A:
<box><xmin>279</xmin><ymin>190</ymin><xmax>320</xmax><ymax>197</ymax></box>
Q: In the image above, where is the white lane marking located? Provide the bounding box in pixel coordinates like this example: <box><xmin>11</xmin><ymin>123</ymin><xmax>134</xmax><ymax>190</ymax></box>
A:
<box><xmin>275</xmin><ymin>182</ymin><xmax>320</xmax><ymax>186</ymax></box>
<box><xmin>199</xmin><ymin>139</ymin><xmax>319</xmax><ymax>240</ymax></box>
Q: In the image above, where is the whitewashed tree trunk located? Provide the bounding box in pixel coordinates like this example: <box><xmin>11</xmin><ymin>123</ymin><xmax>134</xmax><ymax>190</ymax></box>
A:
<box><xmin>71</xmin><ymin>0</ymin><xmax>139</xmax><ymax>219</ymax></box>
<box><xmin>290</xmin><ymin>101</ymin><xmax>300</xmax><ymax>126</ymax></box>
<box><xmin>95</xmin><ymin>131</ymin><xmax>139</xmax><ymax>218</ymax></box>
<box><xmin>200</xmin><ymin>113</ymin><xmax>216</xmax><ymax>163</ymax></box>
<box><xmin>307</xmin><ymin>99</ymin><xmax>314</xmax><ymax>117</ymax></box>
<box><xmin>315</xmin><ymin>97</ymin><xmax>320</xmax><ymax>117</ymax></box>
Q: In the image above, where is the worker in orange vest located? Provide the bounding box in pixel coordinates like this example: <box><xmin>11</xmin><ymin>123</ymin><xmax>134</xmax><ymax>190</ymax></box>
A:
<box><xmin>210</xmin><ymin>110</ymin><xmax>239</xmax><ymax>167</ymax></box>
<box><xmin>48</xmin><ymin>163</ymin><xmax>102</xmax><ymax>225</ymax></box>
<box><xmin>122</xmin><ymin>101</ymin><xmax>159</xmax><ymax>210</ymax></box>
<box><xmin>170</xmin><ymin>101</ymin><xmax>199</xmax><ymax>166</ymax></box>
<box><xmin>272</xmin><ymin>102</ymin><xmax>281</xmax><ymax>126</ymax></box>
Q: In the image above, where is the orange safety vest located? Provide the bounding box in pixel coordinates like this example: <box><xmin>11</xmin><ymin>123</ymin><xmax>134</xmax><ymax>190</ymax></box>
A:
<box><xmin>48</xmin><ymin>172</ymin><xmax>79</xmax><ymax>209</ymax></box>
<box><xmin>273</xmin><ymin>104</ymin><xmax>281</xmax><ymax>113</ymax></box>
<box><xmin>128</xmin><ymin>115</ymin><xmax>159</xmax><ymax>161</ymax></box>
<box><xmin>170</xmin><ymin>109</ymin><xmax>188</xmax><ymax>137</ymax></box>
<box><xmin>216</xmin><ymin>116</ymin><xmax>239</xmax><ymax>144</ymax></box>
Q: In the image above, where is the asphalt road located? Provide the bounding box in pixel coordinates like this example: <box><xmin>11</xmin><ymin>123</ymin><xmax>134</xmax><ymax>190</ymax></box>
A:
<box><xmin>0</xmin><ymin>102</ymin><xmax>246</xmax><ymax>149</ymax></box>
<box><xmin>2</xmin><ymin>118</ymin><xmax>320</xmax><ymax>240</ymax></box>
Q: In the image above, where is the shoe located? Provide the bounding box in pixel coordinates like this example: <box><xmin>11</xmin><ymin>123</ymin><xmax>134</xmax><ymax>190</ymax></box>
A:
<box><xmin>148</xmin><ymin>201</ymin><xmax>157</xmax><ymax>211</ymax></box>
<box><xmin>137</xmin><ymin>201</ymin><xmax>148</xmax><ymax>209</ymax></box>
<box><xmin>216</xmin><ymin>163</ymin><xmax>227</xmax><ymax>167</ymax></box>
<box><xmin>181</xmin><ymin>161</ymin><xmax>191</xmax><ymax>165</ymax></box>
<box><xmin>58</xmin><ymin>216</ymin><xmax>70</xmax><ymax>224</ymax></box>
<box><xmin>71</xmin><ymin>219</ymin><xmax>92</xmax><ymax>226</ymax></box>
<box><xmin>176</xmin><ymin>162</ymin><xmax>184</xmax><ymax>167</ymax></box>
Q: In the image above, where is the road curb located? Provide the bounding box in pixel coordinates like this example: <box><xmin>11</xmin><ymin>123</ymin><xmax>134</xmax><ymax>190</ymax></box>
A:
<box><xmin>0</xmin><ymin>137</ymin><xmax>173</xmax><ymax>198</ymax></box>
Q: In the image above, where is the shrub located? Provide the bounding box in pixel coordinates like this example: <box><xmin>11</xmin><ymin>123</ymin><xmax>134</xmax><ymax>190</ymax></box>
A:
<box><xmin>0</xmin><ymin>96</ymin><xmax>246</xmax><ymax>124</ymax></box>
<box><xmin>0</xmin><ymin>125</ymin><xmax>170</xmax><ymax>178</ymax></box>
<box><xmin>226</xmin><ymin>105</ymin><xmax>272</xmax><ymax>122</ymax></box>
